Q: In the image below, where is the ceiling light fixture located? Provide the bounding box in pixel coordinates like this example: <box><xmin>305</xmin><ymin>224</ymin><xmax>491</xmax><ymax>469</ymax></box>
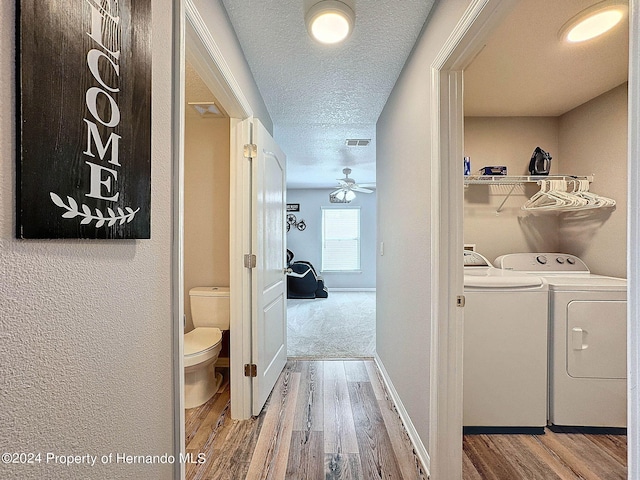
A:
<box><xmin>188</xmin><ymin>102</ymin><xmax>221</xmax><ymax>116</ymax></box>
<box><xmin>305</xmin><ymin>0</ymin><xmax>355</xmax><ymax>45</ymax></box>
<box><xmin>559</xmin><ymin>1</ymin><xmax>627</xmax><ymax>43</ymax></box>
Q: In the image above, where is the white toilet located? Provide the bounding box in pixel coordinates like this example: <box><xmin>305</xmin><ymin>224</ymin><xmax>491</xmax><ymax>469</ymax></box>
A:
<box><xmin>184</xmin><ymin>286</ymin><xmax>230</xmax><ymax>409</ymax></box>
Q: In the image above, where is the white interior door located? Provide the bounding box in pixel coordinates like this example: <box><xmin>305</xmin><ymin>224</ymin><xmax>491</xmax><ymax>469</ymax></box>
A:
<box><xmin>251</xmin><ymin>119</ymin><xmax>287</xmax><ymax>415</ymax></box>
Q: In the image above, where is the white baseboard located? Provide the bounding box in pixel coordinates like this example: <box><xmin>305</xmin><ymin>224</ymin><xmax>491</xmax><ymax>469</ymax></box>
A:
<box><xmin>328</xmin><ymin>287</ymin><xmax>376</xmax><ymax>292</ymax></box>
<box><xmin>374</xmin><ymin>353</ymin><xmax>431</xmax><ymax>476</ymax></box>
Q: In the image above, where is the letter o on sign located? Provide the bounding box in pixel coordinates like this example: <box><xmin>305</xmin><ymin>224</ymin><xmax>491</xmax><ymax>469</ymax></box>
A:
<box><xmin>86</xmin><ymin>87</ymin><xmax>121</xmax><ymax>127</ymax></box>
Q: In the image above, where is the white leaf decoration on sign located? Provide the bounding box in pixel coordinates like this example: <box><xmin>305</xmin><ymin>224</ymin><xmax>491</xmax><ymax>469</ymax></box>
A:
<box><xmin>50</xmin><ymin>192</ymin><xmax>66</xmax><ymax>208</ymax></box>
<box><xmin>67</xmin><ymin>196</ymin><xmax>78</xmax><ymax>210</ymax></box>
<box><xmin>49</xmin><ymin>192</ymin><xmax>140</xmax><ymax>229</ymax></box>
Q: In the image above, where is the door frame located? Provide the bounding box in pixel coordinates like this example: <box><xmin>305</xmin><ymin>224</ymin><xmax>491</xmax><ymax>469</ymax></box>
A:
<box><xmin>173</xmin><ymin>2</ymin><xmax>256</xmax><ymax>477</ymax></box>
<box><xmin>182</xmin><ymin>0</ymin><xmax>256</xmax><ymax>421</ymax></box>
<box><xmin>431</xmin><ymin>0</ymin><xmax>640</xmax><ymax>477</ymax></box>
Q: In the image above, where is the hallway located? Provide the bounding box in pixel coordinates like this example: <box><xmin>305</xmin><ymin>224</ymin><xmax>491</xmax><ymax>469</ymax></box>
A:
<box><xmin>185</xmin><ymin>359</ymin><xmax>427</xmax><ymax>479</ymax></box>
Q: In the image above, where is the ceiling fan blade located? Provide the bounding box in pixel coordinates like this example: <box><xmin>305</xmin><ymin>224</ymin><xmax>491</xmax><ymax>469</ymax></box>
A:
<box><xmin>352</xmin><ymin>186</ymin><xmax>373</xmax><ymax>193</ymax></box>
<box><xmin>357</xmin><ymin>183</ymin><xmax>376</xmax><ymax>188</ymax></box>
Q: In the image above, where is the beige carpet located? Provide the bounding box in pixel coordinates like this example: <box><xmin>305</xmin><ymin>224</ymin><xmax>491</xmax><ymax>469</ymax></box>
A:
<box><xmin>287</xmin><ymin>291</ymin><xmax>376</xmax><ymax>358</ymax></box>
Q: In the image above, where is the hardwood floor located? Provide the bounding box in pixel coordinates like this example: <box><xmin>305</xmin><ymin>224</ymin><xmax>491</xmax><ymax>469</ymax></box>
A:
<box><xmin>463</xmin><ymin>429</ymin><xmax>627</xmax><ymax>480</ymax></box>
<box><xmin>186</xmin><ymin>359</ymin><xmax>627</xmax><ymax>479</ymax></box>
<box><xmin>185</xmin><ymin>359</ymin><xmax>428</xmax><ymax>480</ymax></box>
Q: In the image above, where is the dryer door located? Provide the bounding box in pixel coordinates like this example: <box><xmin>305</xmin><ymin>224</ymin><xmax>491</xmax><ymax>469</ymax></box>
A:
<box><xmin>567</xmin><ymin>300</ymin><xmax>626</xmax><ymax>379</ymax></box>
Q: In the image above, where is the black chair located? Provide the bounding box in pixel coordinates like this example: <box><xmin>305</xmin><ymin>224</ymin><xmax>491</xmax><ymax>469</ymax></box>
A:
<box><xmin>286</xmin><ymin>250</ymin><xmax>328</xmax><ymax>299</ymax></box>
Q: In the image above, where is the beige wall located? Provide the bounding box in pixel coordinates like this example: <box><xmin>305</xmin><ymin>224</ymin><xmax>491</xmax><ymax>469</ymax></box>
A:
<box><xmin>184</xmin><ymin>116</ymin><xmax>230</xmax><ymax>331</ymax></box>
<box><xmin>464</xmin><ymin>117</ymin><xmax>560</xmax><ymax>261</ymax></box>
<box><xmin>558</xmin><ymin>83</ymin><xmax>628</xmax><ymax>278</ymax></box>
<box><xmin>462</xmin><ymin>84</ymin><xmax>628</xmax><ymax>275</ymax></box>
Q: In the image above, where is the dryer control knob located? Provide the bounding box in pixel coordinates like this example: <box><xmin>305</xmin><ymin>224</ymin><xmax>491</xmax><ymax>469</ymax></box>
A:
<box><xmin>567</xmin><ymin>257</ymin><xmax>575</xmax><ymax>265</ymax></box>
<box><xmin>536</xmin><ymin>255</ymin><xmax>547</xmax><ymax>264</ymax></box>
<box><xmin>556</xmin><ymin>257</ymin><xmax>565</xmax><ymax>264</ymax></box>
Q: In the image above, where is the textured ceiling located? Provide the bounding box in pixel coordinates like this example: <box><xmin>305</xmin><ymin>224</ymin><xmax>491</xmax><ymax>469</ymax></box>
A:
<box><xmin>221</xmin><ymin>0</ymin><xmax>436</xmax><ymax>188</ymax></box>
<box><xmin>465</xmin><ymin>0</ymin><xmax>629</xmax><ymax>116</ymax></box>
<box><xmin>219</xmin><ymin>0</ymin><xmax>629</xmax><ymax>189</ymax></box>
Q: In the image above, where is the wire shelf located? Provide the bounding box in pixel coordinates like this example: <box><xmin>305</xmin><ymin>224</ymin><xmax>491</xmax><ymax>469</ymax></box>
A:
<box><xmin>463</xmin><ymin>175</ymin><xmax>593</xmax><ymax>185</ymax></box>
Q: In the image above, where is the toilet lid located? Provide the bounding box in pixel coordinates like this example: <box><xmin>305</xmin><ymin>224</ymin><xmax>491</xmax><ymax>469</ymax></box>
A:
<box><xmin>184</xmin><ymin>327</ymin><xmax>222</xmax><ymax>356</ymax></box>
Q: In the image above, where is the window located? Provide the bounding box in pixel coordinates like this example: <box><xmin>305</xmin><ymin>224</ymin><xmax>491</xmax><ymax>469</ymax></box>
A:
<box><xmin>322</xmin><ymin>207</ymin><xmax>360</xmax><ymax>271</ymax></box>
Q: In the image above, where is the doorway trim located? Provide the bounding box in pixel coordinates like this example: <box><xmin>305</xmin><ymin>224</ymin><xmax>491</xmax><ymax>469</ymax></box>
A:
<box><xmin>628</xmin><ymin>0</ymin><xmax>640</xmax><ymax>475</ymax></box>
<box><xmin>173</xmin><ymin>2</ymin><xmax>256</xmax><ymax>477</ymax></box>
<box><xmin>431</xmin><ymin>0</ymin><xmax>639</xmax><ymax>477</ymax></box>
<box><xmin>183</xmin><ymin>0</ymin><xmax>255</xmax><ymax>422</ymax></box>
<box><xmin>427</xmin><ymin>0</ymin><xmax>526</xmax><ymax>477</ymax></box>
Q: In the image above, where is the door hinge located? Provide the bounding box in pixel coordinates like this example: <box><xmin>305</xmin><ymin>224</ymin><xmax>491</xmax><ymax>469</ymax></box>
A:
<box><xmin>456</xmin><ymin>295</ymin><xmax>466</xmax><ymax>307</ymax></box>
<box><xmin>244</xmin><ymin>364</ymin><xmax>257</xmax><ymax>377</ymax></box>
<box><xmin>243</xmin><ymin>143</ymin><xmax>257</xmax><ymax>159</ymax></box>
<box><xmin>244</xmin><ymin>254</ymin><xmax>256</xmax><ymax>269</ymax></box>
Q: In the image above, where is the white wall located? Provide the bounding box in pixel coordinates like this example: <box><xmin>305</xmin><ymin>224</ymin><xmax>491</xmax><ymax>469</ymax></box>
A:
<box><xmin>286</xmin><ymin>189</ymin><xmax>376</xmax><ymax>289</ymax></box>
<box><xmin>376</xmin><ymin>0</ymin><xmax>475</xmax><ymax>454</ymax></box>
<box><xmin>0</xmin><ymin>2</ymin><xmax>175</xmax><ymax>478</ymax></box>
<box><xmin>558</xmin><ymin>83</ymin><xmax>628</xmax><ymax>278</ymax></box>
<box><xmin>0</xmin><ymin>1</ymin><xmax>271</xmax><ymax>479</ymax></box>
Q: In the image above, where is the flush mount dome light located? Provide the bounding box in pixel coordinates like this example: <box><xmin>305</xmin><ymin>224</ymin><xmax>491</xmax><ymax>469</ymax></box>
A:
<box><xmin>305</xmin><ymin>0</ymin><xmax>355</xmax><ymax>44</ymax></box>
<box><xmin>559</xmin><ymin>1</ymin><xmax>627</xmax><ymax>43</ymax></box>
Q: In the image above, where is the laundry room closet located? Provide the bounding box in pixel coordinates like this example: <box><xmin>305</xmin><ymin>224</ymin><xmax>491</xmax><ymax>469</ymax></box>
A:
<box><xmin>464</xmin><ymin>81</ymin><xmax>628</xmax><ymax>277</ymax></box>
<box><xmin>462</xmin><ymin>0</ymin><xmax>628</xmax><ymax>278</ymax></box>
<box><xmin>460</xmin><ymin>0</ymin><xmax>629</xmax><ymax>476</ymax></box>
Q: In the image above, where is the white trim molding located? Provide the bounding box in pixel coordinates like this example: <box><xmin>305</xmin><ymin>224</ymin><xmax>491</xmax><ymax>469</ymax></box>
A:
<box><xmin>172</xmin><ymin>2</ymin><xmax>186</xmax><ymax>479</ymax></box>
<box><xmin>185</xmin><ymin>0</ymin><xmax>253</xmax><ymax>119</ymax></box>
<box><xmin>374</xmin><ymin>354</ymin><xmax>430</xmax><ymax>476</ymax></box>
<box><xmin>428</xmin><ymin>1</ymin><xmax>518</xmax><ymax>478</ymax></box>
<box><xmin>627</xmin><ymin>1</ymin><xmax>640</xmax><ymax>476</ymax></box>
<box><xmin>328</xmin><ymin>287</ymin><xmax>376</xmax><ymax>292</ymax></box>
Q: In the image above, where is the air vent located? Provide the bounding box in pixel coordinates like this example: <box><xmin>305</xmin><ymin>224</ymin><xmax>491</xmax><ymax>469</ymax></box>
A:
<box><xmin>345</xmin><ymin>139</ymin><xmax>371</xmax><ymax>147</ymax></box>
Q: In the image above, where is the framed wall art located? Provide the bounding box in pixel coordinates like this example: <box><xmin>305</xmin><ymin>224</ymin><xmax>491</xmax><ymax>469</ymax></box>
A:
<box><xmin>16</xmin><ymin>0</ymin><xmax>152</xmax><ymax>239</ymax></box>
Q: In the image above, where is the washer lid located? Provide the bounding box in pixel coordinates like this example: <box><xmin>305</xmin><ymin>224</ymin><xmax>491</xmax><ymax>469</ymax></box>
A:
<box><xmin>464</xmin><ymin>268</ymin><xmax>545</xmax><ymax>288</ymax></box>
<box><xmin>184</xmin><ymin>327</ymin><xmax>222</xmax><ymax>356</ymax></box>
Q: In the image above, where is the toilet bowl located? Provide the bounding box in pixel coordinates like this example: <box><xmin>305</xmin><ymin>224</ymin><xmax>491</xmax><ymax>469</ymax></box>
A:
<box><xmin>184</xmin><ymin>327</ymin><xmax>223</xmax><ymax>409</ymax></box>
<box><xmin>184</xmin><ymin>287</ymin><xmax>230</xmax><ymax>409</ymax></box>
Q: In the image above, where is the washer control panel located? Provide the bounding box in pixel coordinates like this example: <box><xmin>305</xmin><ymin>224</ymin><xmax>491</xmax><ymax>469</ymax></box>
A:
<box><xmin>495</xmin><ymin>253</ymin><xmax>589</xmax><ymax>272</ymax></box>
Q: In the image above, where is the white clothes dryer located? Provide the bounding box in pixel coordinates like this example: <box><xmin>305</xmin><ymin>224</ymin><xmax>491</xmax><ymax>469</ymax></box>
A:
<box><xmin>463</xmin><ymin>251</ymin><xmax>548</xmax><ymax>433</ymax></box>
<box><xmin>495</xmin><ymin>253</ymin><xmax>627</xmax><ymax>429</ymax></box>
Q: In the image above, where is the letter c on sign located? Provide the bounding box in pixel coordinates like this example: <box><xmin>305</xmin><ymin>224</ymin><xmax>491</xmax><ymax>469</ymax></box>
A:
<box><xmin>87</xmin><ymin>49</ymin><xmax>120</xmax><ymax>92</ymax></box>
<box><xmin>86</xmin><ymin>87</ymin><xmax>120</xmax><ymax>128</ymax></box>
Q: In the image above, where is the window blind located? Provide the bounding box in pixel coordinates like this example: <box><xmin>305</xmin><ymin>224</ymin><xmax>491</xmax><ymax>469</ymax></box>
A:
<box><xmin>322</xmin><ymin>208</ymin><xmax>360</xmax><ymax>271</ymax></box>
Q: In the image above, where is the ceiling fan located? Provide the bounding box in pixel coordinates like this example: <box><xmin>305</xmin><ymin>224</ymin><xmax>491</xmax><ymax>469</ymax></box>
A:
<box><xmin>329</xmin><ymin>168</ymin><xmax>375</xmax><ymax>203</ymax></box>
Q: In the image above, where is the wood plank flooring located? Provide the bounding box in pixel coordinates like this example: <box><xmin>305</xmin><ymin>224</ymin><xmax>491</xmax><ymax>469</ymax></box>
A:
<box><xmin>185</xmin><ymin>359</ymin><xmax>428</xmax><ymax>480</ymax></box>
<box><xmin>463</xmin><ymin>429</ymin><xmax>627</xmax><ymax>480</ymax></box>
<box><xmin>186</xmin><ymin>359</ymin><xmax>627</xmax><ymax>480</ymax></box>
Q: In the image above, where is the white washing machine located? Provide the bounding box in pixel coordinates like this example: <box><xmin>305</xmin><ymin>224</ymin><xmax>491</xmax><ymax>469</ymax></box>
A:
<box><xmin>495</xmin><ymin>253</ymin><xmax>627</xmax><ymax>429</ymax></box>
<box><xmin>463</xmin><ymin>251</ymin><xmax>548</xmax><ymax>433</ymax></box>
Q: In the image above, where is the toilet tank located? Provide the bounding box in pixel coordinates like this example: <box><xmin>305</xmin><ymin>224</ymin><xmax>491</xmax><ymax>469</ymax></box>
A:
<box><xmin>189</xmin><ymin>287</ymin><xmax>230</xmax><ymax>329</ymax></box>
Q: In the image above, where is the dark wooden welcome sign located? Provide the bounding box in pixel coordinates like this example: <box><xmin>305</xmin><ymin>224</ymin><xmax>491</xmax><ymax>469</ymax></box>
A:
<box><xmin>17</xmin><ymin>0</ymin><xmax>151</xmax><ymax>239</ymax></box>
